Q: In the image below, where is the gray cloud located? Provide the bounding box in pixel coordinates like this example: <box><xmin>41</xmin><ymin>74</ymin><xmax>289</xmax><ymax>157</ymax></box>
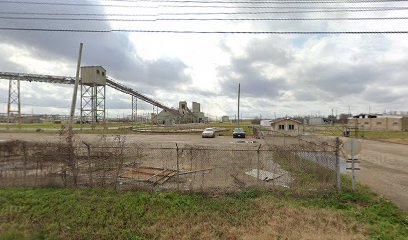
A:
<box><xmin>217</xmin><ymin>35</ymin><xmax>408</xmax><ymax>111</ymax></box>
<box><xmin>216</xmin><ymin>37</ymin><xmax>297</xmax><ymax>99</ymax></box>
<box><xmin>0</xmin><ymin>1</ymin><xmax>191</xmax><ymax>96</ymax></box>
<box><xmin>299</xmin><ymin>63</ymin><xmax>374</xmax><ymax>98</ymax></box>
<box><xmin>218</xmin><ymin>57</ymin><xmax>288</xmax><ymax>98</ymax></box>
<box><xmin>362</xmin><ymin>87</ymin><xmax>405</xmax><ymax>103</ymax></box>
<box><xmin>296</xmin><ymin>57</ymin><xmax>408</xmax><ymax>102</ymax></box>
<box><xmin>292</xmin><ymin>89</ymin><xmax>319</xmax><ymax>102</ymax></box>
<box><xmin>246</xmin><ymin>38</ymin><xmax>293</xmax><ymax>66</ymax></box>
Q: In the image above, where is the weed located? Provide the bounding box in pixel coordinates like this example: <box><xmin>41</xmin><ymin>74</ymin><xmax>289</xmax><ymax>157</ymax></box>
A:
<box><xmin>0</xmin><ymin>186</ymin><xmax>406</xmax><ymax>239</ymax></box>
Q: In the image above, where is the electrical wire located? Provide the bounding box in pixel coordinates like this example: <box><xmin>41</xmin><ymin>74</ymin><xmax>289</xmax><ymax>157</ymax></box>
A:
<box><xmin>48</xmin><ymin>0</ymin><xmax>408</xmax><ymax>3</ymax></box>
<box><xmin>0</xmin><ymin>27</ymin><xmax>407</xmax><ymax>34</ymax></box>
<box><xmin>102</xmin><ymin>0</ymin><xmax>408</xmax><ymax>2</ymax></box>
<box><xmin>1</xmin><ymin>0</ymin><xmax>408</xmax><ymax>34</ymax></box>
<box><xmin>2</xmin><ymin>16</ymin><xmax>408</xmax><ymax>21</ymax></box>
<box><xmin>1</xmin><ymin>0</ymin><xmax>408</xmax><ymax>9</ymax></box>
<box><xmin>1</xmin><ymin>7</ymin><xmax>408</xmax><ymax>17</ymax></box>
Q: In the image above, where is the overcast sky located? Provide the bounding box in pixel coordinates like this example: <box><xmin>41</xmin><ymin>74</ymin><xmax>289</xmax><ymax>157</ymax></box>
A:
<box><xmin>0</xmin><ymin>0</ymin><xmax>408</xmax><ymax>119</ymax></box>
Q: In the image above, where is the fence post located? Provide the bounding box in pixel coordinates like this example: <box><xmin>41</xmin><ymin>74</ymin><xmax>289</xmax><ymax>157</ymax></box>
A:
<box><xmin>83</xmin><ymin>142</ymin><xmax>93</xmax><ymax>187</ymax></box>
<box><xmin>257</xmin><ymin>144</ymin><xmax>262</xmax><ymax>187</ymax></box>
<box><xmin>335</xmin><ymin>137</ymin><xmax>341</xmax><ymax>192</ymax></box>
<box><xmin>176</xmin><ymin>143</ymin><xmax>179</xmax><ymax>191</ymax></box>
<box><xmin>22</xmin><ymin>142</ymin><xmax>28</xmax><ymax>181</ymax></box>
<box><xmin>113</xmin><ymin>136</ymin><xmax>125</xmax><ymax>191</ymax></box>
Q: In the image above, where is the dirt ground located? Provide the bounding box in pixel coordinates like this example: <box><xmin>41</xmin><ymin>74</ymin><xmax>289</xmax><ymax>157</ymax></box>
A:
<box><xmin>350</xmin><ymin>138</ymin><xmax>408</xmax><ymax>211</ymax></box>
<box><xmin>0</xmin><ymin>132</ymin><xmax>259</xmax><ymax>146</ymax></box>
<box><xmin>1</xmin><ymin>132</ymin><xmax>407</xmax><ymax>211</ymax></box>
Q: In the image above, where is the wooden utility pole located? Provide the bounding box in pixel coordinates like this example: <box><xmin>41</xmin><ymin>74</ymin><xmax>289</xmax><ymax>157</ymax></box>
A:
<box><xmin>237</xmin><ymin>83</ymin><xmax>240</xmax><ymax>126</ymax></box>
<box><xmin>67</xmin><ymin>43</ymin><xmax>83</xmax><ymax>143</ymax></box>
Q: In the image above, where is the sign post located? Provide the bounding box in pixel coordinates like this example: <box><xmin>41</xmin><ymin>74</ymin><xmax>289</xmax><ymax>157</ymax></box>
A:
<box><xmin>344</xmin><ymin>139</ymin><xmax>362</xmax><ymax>191</ymax></box>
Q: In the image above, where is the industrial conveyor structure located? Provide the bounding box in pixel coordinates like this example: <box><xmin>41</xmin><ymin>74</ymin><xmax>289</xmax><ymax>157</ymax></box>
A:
<box><xmin>0</xmin><ymin>70</ymin><xmax>182</xmax><ymax>127</ymax></box>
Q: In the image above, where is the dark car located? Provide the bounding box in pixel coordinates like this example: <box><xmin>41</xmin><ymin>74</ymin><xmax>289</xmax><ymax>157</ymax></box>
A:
<box><xmin>232</xmin><ymin>128</ymin><xmax>246</xmax><ymax>138</ymax></box>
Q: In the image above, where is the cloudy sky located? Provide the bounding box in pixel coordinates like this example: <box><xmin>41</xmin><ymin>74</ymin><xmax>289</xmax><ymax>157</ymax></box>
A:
<box><xmin>0</xmin><ymin>0</ymin><xmax>408</xmax><ymax>119</ymax></box>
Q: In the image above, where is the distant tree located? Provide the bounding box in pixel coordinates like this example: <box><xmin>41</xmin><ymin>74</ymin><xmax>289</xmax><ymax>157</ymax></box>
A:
<box><xmin>339</xmin><ymin>113</ymin><xmax>352</xmax><ymax>119</ymax></box>
<box><xmin>251</xmin><ymin>117</ymin><xmax>261</xmax><ymax>125</ymax></box>
<box><xmin>338</xmin><ymin>113</ymin><xmax>352</xmax><ymax>124</ymax></box>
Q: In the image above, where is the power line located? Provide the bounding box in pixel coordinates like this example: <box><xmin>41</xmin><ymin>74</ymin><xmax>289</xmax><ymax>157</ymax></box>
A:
<box><xmin>1</xmin><ymin>7</ymin><xmax>408</xmax><ymax>17</ymax></box>
<box><xmin>83</xmin><ymin>0</ymin><xmax>408</xmax><ymax>3</ymax></box>
<box><xmin>102</xmin><ymin>0</ymin><xmax>408</xmax><ymax>2</ymax></box>
<box><xmin>1</xmin><ymin>0</ymin><xmax>408</xmax><ymax>9</ymax></box>
<box><xmin>2</xmin><ymin>16</ymin><xmax>408</xmax><ymax>21</ymax></box>
<box><xmin>0</xmin><ymin>27</ymin><xmax>407</xmax><ymax>34</ymax></box>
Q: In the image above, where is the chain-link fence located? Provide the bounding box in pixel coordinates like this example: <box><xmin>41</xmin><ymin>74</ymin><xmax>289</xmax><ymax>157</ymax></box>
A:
<box><xmin>0</xmin><ymin>133</ymin><xmax>341</xmax><ymax>194</ymax></box>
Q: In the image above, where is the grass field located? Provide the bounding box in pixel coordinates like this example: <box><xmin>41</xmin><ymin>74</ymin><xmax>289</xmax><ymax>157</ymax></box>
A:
<box><xmin>1</xmin><ymin>181</ymin><xmax>406</xmax><ymax>239</ymax></box>
<box><xmin>0</xmin><ymin>122</ymin><xmax>148</xmax><ymax>130</ymax></box>
<box><xmin>316</xmin><ymin>127</ymin><xmax>408</xmax><ymax>145</ymax></box>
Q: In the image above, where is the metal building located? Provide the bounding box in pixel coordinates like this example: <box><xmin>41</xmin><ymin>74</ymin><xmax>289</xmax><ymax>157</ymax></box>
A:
<box><xmin>80</xmin><ymin>66</ymin><xmax>106</xmax><ymax>129</ymax></box>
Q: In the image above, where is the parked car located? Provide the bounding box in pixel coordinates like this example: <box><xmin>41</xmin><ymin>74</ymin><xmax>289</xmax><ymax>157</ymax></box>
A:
<box><xmin>202</xmin><ymin>128</ymin><xmax>216</xmax><ymax>138</ymax></box>
<box><xmin>232</xmin><ymin>128</ymin><xmax>246</xmax><ymax>138</ymax></box>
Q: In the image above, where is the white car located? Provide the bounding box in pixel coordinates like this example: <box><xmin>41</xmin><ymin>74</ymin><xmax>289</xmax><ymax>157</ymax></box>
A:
<box><xmin>202</xmin><ymin>128</ymin><xmax>216</xmax><ymax>138</ymax></box>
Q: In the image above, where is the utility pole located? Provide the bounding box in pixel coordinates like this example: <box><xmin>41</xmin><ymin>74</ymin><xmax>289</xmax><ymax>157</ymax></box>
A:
<box><xmin>237</xmin><ymin>83</ymin><xmax>240</xmax><ymax>126</ymax></box>
<box><xmin>68</xmin><ymin>43</ymin><xmax>83</xmax><ymax>143</ymax></box>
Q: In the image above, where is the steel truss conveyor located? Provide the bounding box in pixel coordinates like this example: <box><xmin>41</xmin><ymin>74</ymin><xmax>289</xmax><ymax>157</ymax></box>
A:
<box><xmin>0</xmin><ymin>71</ymin><xmax>181</xmax><ymax>117</ymax></box>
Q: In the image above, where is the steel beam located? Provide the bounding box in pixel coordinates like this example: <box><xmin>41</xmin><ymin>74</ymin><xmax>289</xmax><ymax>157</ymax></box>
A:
<box><xmin>7</xmin><ymin>79</ymin><xmax>21</xmax><ymax>125</ymax></box>
<box><xmin>132</xmin><ymin>96</ymin><xmax>137</xmax><ymax>123</ymax></box>
<box><xmin>80</xmin><ymin>84</ymin><xmax>105</xmax><ymax>130</ymax></box>
<box><xmin>0</xmin><ymin>72</ymin><xmax>74</xmax><ymax>84</ymax></box>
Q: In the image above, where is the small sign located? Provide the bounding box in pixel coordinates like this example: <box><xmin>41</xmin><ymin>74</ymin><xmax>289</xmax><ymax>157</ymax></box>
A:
<box><xmin>344</xmin><ymin>139</ymin><xmax>362</xmax><ymax>156</ymax></box>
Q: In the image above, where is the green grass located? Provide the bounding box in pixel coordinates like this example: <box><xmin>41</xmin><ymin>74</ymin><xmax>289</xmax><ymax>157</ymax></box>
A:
<box><xmin>0</xmin><ymin>183</ymin><xmax>406</xmax><ymax>239</ymax></box>
<box><xmin>206</xmin><ymin>121</ymin><xmax>255</xmax><ymax>136</ymax></box>
<box><xmin>294</xmin><ymin>179</ymin><xmax>408</xmax><ymax>240</ymax></box>
<box><xmin>0</xmin><ymin>122</ymin><xmax>154</xmax><ymax>135</ymax></box>
<box><xmin>0</xmin><ymin>122</ymin><xmax>149</xmax><ymax>130</ymax></box>
<box><xmin>313</xmin><ymin>127</ymin><xmax>408</xmax><ymax>144</ymax></box>
<box><xmin>272</xmin><ymin>150</ymin><xmax>336</xmax><ymax>189</ymax></box>
<box><xmin>0</xmin><ymin>188</ymin><xmax>257</xmax><ymax>239</ymax></box>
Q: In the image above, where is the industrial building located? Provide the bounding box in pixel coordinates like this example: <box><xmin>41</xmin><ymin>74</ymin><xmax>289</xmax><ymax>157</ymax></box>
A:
<box><xmin>270</xmin><ymin>118</ymin><xmax>304</xmax><ymax>135</ymax></box>
<box><xmin>260</xmin><ymin>119</ymin><xmax>273</xmax><ymax>127</ymax></box>
<box><xmin>347</xmin><ymin>114</ymin><xmax>408</xmax><ymax>131</ymax></box>
<box><xmin>221</xmin><ymin>116</ymin><xmax>230</xmax><ymax>123</ymax></box>
<box><xmin>0</xmin><ymin>67</ymin><xmax>189</xmax><ymax>129</ymax></box>
<box><xmin>80</xmin><ymin>66</ymin><xmax>107</xmax><ymax>124</ymax></box>
<box><xmin>152</xmin><ymin>101</ymin><xmax>205</xmax><ymax>125</ymax></box>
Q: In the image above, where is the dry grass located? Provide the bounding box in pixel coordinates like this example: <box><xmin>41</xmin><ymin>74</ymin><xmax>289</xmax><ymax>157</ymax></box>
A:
<box><xmin>240</xmin><ymin>198</ymin><xmax>366</xmax><ymax>240</ymax></box>
<box><xmin>147</xmin><ymin>196</ymin><xmax>368</xmax><ymax>240</ymax></box>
